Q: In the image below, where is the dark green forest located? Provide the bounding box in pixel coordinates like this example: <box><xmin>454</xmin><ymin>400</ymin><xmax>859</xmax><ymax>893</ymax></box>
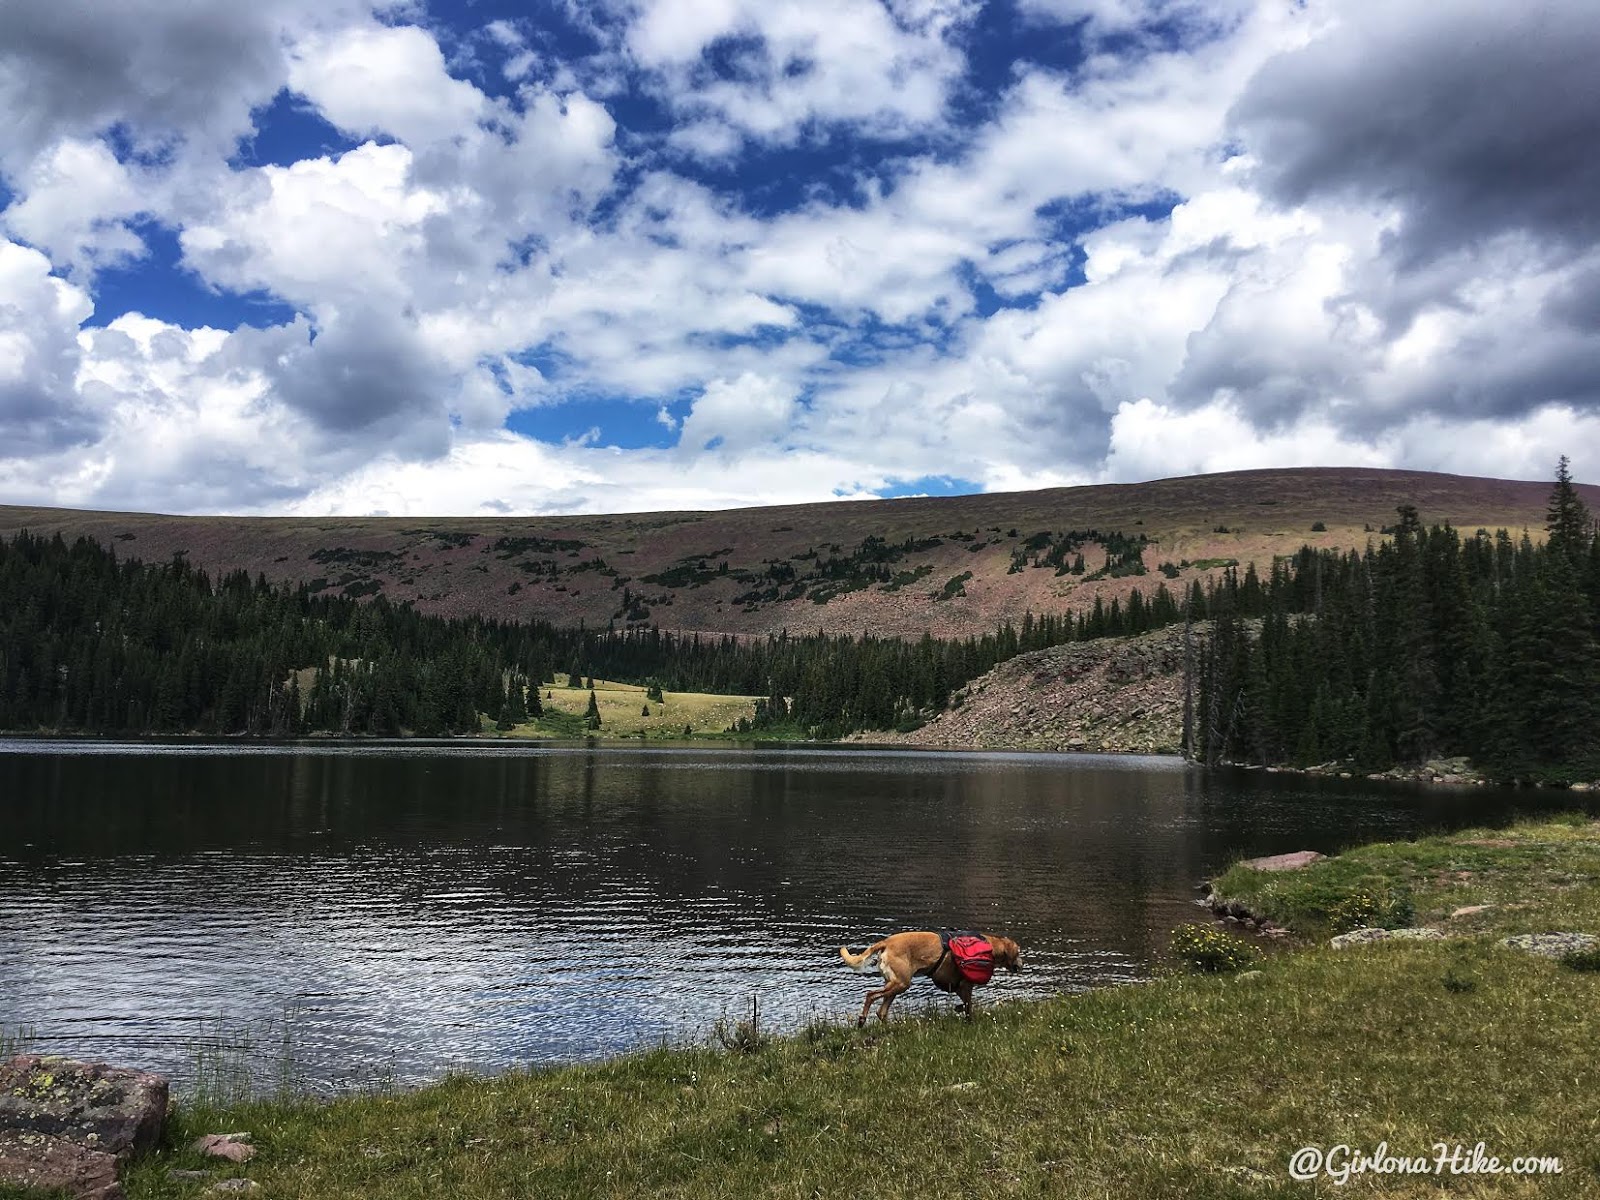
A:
<box><xmin>1</xmin><ymin>462</ymin><xmax>1595</xmax><ymax>781</ymax></box>
<box><xmin>1198</xmin><ymin>460</ymin><xmax>1600</xmax><ymax>783</ymax></box>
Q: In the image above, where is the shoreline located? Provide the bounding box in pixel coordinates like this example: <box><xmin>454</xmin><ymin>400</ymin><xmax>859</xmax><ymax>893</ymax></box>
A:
<box><xmin>7</xmin><ymin>727</ymin><xmax>1598</xmax><ymax>789</ymax></box>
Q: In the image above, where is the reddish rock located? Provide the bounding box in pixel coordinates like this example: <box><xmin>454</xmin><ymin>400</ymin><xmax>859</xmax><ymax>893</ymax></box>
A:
<box><xmin>0</xmin><ymin>1054</ymin><xmax>168</xmax><ymax>1156</ymax></box>
<box><xmin>192</xmin><ymin>1133</ymin><xmax>256</xmax><ymax>1163</ymax></box>
<box><xmin>0</xmin><ymin>1055</ymin><xmax>169</xmax><ymax>1200</ymax></box>
<box><xmin>0</xmin><ymin>1130</ymin><xmax>123</xmax><ymax>1200</ymax></box>
<box><xmin>1239</xmin><ymin>851</ymin><xmax>1325</xmax><ymax>872</ymax></box>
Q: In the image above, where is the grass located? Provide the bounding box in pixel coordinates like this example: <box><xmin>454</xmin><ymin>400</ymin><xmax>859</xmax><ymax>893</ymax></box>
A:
<box><xmin>491</xmin><ymin>676</ymin><xmax>767</xmax><ymax>741</ymax></box>
<box><xmin>1212</xmin><ymin>811</ymin><xmax>1600</xmax><ymax>938</ymax></box>
<box><xmin>14</xmin><ymin>819</ymin><xmax>1600</xmax><ymax>1198</ymax></box>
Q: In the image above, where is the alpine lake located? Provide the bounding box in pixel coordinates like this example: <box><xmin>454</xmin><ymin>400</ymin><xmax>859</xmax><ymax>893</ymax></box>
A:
<box><xmin>0</xmin><ymin>739</ymin><xmax>1583</xmax><ymax>1095</ymax></box>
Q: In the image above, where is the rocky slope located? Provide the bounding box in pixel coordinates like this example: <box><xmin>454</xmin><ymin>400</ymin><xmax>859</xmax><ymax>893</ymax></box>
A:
<box><xmin>864</xmin><ymin>625</ymin><xmax>1195</xmax><ymax>754</ymax></box>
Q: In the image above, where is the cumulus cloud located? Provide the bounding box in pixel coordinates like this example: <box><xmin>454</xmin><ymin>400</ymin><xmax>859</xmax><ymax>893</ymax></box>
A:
<box><xmin>618</xmin><ymin>0</ymin><xmax>974</xmax><ymax>150</ymax></box>
<box><xmin>0</xmin><ymin>0</ymin><xmax>371</xmax><ymax>170</ymax></box>
<box><xmin>288</xmin><ymin>23</ymin><xmax>489</xmax><ymax>147</ymax></box>
<box><xmin>1</xmin><ymin>139</ymin><xmax>147</xmax><ymax>275</ymax></box>
<box><xmin>0</xmin><ymin>0</ymin><xmax>1595</xmax><ymax>518</ymax></box>
<box><xmin>0</xmin><ymin>240</ymin><xmax>99</xmax><ymax>454</ymax></box>
<box><xmin>1234</xmin><ymin>0</ymin><xmax>1600</xmax><ymax>265</ymax></box>
<box><xmin>240</xmin><ymin>311</ymin><xmax>454</xmax><ymax>450</ymax></box>
<box><xmin>677</xmin><ymin>374</ymin><xmax>798</xmax><ymax>454</ymax></box>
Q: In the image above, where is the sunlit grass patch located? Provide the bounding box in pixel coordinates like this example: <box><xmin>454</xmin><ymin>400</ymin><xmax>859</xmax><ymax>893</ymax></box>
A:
<box><xmin>492</xmin><ymin>675</ymin><xmax>766</xmax><ymax>740</ymax></box>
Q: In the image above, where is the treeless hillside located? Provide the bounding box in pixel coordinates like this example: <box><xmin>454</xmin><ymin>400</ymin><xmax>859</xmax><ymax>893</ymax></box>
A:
<box><xmin>0</xmin><ymin>468</ymin><xmax>1587</xmax><ymax>640</ymax></box>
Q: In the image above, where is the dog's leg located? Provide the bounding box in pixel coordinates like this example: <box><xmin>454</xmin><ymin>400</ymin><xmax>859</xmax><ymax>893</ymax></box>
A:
<box><xmin>956</xmin><ymin>978</ymin><xmax>975</xmax><ymax>1018</ymax></box>
<box><xmin>858</xmin><ymin>986</ymin><xmax>887</xmax><ymax>1028</ymax></box>
<box><xmin>874</xmin><ymin>977</ymin><xmax>910</xmax><ymax>1023</ymax></box>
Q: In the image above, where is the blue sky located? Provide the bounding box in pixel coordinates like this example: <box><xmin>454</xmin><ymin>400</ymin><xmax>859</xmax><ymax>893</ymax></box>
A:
<box><xmin>0</xmin><ymin>0</ymin><xmax>1596</xmax><ymax>515</ymax></box>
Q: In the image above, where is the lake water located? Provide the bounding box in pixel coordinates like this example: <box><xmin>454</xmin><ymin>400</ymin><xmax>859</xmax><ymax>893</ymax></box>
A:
<box><xmin>0</xmin><ymin>740</ymin><xmax>1581</xmax><ymax>1093</ymax></box>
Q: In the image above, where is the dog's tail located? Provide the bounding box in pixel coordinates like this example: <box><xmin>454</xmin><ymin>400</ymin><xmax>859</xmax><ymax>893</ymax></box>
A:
<box><xmin>839</xmin><ymin>940</ymin><xmax>887</xmax><ymax>971</ymax></box>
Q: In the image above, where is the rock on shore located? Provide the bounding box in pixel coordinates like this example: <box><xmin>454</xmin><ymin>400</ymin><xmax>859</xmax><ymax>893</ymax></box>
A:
<box><xmin>0</xmin><ymin>1055</ymin><xmax>169</xmax><ymax>1200</ymax></box>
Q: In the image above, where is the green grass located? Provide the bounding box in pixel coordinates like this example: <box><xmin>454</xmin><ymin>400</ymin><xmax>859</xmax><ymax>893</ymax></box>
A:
<box><xmin>17</xmin><ymin>819</ymin><xmax>1600</xmax><ymax>1199</ymax></box>
<box><xmin>491</xmin><ymin>676</ymin><xmax>767</xmax><ymax>741</ymax></box>
<box><xmin>1213</xmin><ymin>813</ymin><xmax>1600</xmax><ymax>938</ymax></box>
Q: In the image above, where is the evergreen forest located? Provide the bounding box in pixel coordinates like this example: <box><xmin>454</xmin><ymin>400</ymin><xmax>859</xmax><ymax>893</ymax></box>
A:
<box><xmin>0</xmin><ymin>462</ymin><xmax>1594</xmax><ymax>782</ymax></box>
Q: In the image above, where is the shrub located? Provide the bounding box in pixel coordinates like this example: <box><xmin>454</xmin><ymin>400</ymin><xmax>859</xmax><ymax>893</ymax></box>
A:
<box><xmin>713</xmin><ymin>998</ymin><xmax>769</xmax><ymax>1053</ymax></box>
<box><xmin>1441</xmin><ymin>968</ymin><xmax>1477</xmax><ymax>993</ymax></box>
<box><xmin>1169</xmin><ymin>924</ymin><xmax>1260</xmax><ymax>974</ymax></box>
<box><xmin>1560</xmin><ymin>947</ymin><xmax>1600</xmax><ymax>972</ymax></box>
<box><xmin>1327</xmin><ymin>889</ymin><xmax>1414</xmax><ymax>932</ymax></box>
<box><xmin>1311</xmin><ymin>521</ymin><xmax>1327</xmax><ymax>532</ymax></box>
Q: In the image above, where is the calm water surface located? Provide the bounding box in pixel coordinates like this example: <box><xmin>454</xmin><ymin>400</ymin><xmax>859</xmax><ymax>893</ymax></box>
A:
<box><xmin>0</xmin><ymin>740</ymin><xmax>1579</xmax><ymax>1092</ymax></box>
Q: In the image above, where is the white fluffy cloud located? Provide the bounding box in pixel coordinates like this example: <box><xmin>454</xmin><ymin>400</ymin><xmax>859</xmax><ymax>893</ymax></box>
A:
<box><xmin>0</xmin><ymin>239</ymin><xmax>98</xmax><ymax>454</ymax></box>
<box><xmin>621</xmin><ymin>0</ymin><xmax>974</xmax><ymax>148</ymax></box>
<box><xmin>1</xmin><ymin>139</ymin><xmax>147</xmax><ymax>275</ymax></box>
<box><xmin>288</xmin><ymin>24</ymin><xmax>488</xmax><ymax>147</ymax></box>
<box><xmin>677</xmin><ymin>374</ymin><xmax>798</xmax><ymax>454</ymax></box>
<box><xmin>0</xmin><ymin>0</ymin><xmax>1595</xmax><ymax>518</ymax></box>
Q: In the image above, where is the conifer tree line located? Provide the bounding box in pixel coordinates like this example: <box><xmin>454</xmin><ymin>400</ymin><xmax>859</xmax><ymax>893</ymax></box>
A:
<box><xmin>0</xmin><ymin>532</ymin><xmax>1218</xmax><ymax>739</ymax></box>
<box><xmin>0</xmin><ymin>461</ymin><xmax>1593</xmax><ymax>779</ymax></box>
<box><xmin>1197</xmin><ymin>460</ymin><xmax>1600</xmax><ymax>782</ymax></box>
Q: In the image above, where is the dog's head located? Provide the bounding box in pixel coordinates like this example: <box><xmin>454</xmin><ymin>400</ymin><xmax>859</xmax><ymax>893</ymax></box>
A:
<box><xmin>989</xmin><ymin>936</ymin><xmax>1022</xmax><ymax>973</ymax></box>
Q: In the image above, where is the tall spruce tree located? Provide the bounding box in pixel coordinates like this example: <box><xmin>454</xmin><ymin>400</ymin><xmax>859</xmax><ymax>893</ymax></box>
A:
<box><xmin>1547</xmin><ymin>455</ymin><xmax>1591</xmax><ymax>568</ymax></box>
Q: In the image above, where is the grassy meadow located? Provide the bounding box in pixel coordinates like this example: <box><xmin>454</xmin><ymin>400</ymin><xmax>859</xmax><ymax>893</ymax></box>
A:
<box><xmin>490</xmin><ymin>674</ymin><xmax>767</xmax><ymax>741</ymax></box>
<box><xmin>5</xmin><ymin>816</ymin><xmax>1587</xmax><ymax>1198</ymax></box>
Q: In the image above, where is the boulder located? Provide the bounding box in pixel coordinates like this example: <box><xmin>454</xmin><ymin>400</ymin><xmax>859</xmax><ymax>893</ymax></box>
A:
<box><xmin>1500</xmin><ymin>932</ymin><xmax>1600</xmax><ymax>959</ymax></box>
<box><xmin>0</xmin><ymin>1055</ymin><xmax>168</xmax><ymax>1156</ymax></box>
<box><xmin>0</xmin><ymin>1055</ymin><xmax>169</xmax><ymax>1200</ymax></box>
<box><xmin>0</xmin><ymin>1130</ymin><xmax>123</xmax><ymax>1200</ymax></box>
<box><xmin>193</xmin><ymin>1133</ymin><xmax>256</xmax><ymax>1163</ymax></box>
<box><xmin>1330</xmin><ymin>926</ymin><xmax>1445</xmax><ymax>949</ymax></box>
<box><xmin>1238</xmin><ymin>851</ymin><xmax>1325</xmax><ymax>872</ymax></box>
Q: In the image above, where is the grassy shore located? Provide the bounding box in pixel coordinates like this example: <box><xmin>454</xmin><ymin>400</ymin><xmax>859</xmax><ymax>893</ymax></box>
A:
<box><xmin>13</xmin><ymin>818</ymin><xmax>1600</xmax><ymax>1199</ymax></box>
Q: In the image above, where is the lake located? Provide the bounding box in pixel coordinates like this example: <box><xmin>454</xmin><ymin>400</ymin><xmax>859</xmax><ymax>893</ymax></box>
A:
<box><xmin>0</xmin><ymin>740</ymin><xmax>1580</xmax><ymax>1093</ymax></box>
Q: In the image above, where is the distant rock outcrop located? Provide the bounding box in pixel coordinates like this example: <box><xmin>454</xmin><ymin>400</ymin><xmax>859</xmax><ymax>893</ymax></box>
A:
<box><xmin>0</xmin><ymin>1054</ymin><xmax>169</xmax><ymax>1200</ymax></box>
<box><xmin>864</xmin><ymin>624</ymin><xmax>1193</xmax><ymax>754</ymax></box>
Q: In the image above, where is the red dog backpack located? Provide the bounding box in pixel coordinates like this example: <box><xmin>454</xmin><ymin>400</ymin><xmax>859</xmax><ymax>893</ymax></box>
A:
<box><xmin>947</xmin><ymin>935</ymin><xmax>995</xmax><ymax>984</ymax></box>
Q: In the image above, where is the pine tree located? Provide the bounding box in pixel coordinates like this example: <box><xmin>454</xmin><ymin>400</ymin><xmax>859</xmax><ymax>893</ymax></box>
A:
<box><xmin>1546</xmin><ymin>455</ymin><xmax>1591</xmax><ymax>568</ymax></box>
<box><xmin>585</xmin><ymin>689</ymin><xmax>602</xmax><ymax>730</ymax></box>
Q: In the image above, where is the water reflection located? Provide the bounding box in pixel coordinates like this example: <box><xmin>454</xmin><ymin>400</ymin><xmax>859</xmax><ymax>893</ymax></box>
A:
<box><xmin>0</xmin><ymin>741</ymin><xmax>1582</xmax><ymax>1090</ymax></box>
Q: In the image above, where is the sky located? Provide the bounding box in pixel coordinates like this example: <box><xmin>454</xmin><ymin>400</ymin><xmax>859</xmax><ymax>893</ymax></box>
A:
<box><xmin>0</xmin><ymin>0</ymin><xmax>1597</xmax><ymax>516</ymax></box>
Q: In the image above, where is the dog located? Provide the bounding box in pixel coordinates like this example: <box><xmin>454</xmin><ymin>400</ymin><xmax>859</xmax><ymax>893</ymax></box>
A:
<box><xmin>840</xmin><ymin>931</ymin><xmax>1021</xmax><ymax>1026</ymax></box>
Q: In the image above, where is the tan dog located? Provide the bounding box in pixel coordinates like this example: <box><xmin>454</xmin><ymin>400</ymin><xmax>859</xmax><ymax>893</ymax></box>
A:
<box><xmin>840</xmin><ymin>931</ymin><xmax>1021</xmax><ymax>1026</ymax></box>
